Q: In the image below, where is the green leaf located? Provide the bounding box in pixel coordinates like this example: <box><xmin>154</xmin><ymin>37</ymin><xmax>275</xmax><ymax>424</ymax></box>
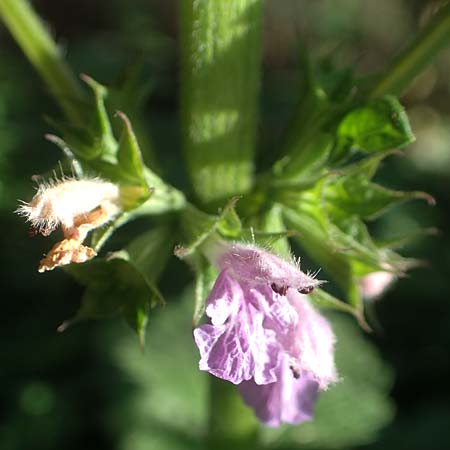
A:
<box><xmin>64</xmin><ymin>256</ymin><xmax>159</xmax><ymax>327</ymax></box>
<box><xmin>126</xmin><ymin>226</ymin><xmax>175</xmax><ymax>283</ymax></box>
<box><xmin>63</xmin><ymin>226</ymin><xmax>174</xmax><ymax>345</ymax></box>
<box><xmin>336</xmin><ymin>95</ymin><xmax>415</xmax><ymax>154</ymax></box>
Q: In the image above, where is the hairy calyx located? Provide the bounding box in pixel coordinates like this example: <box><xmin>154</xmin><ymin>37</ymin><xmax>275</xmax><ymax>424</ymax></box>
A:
<box><xmin>16</xmin><ymin>177</ymin><xmax>121</xmax><ymax>272</ymax></box>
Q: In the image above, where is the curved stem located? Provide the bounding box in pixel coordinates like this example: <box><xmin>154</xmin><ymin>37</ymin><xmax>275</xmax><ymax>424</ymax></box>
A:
<box><xmin>0</xmin><ymin>0</ymin><xmax>87</xmax><ymax>125</ymax></box>
<box><xmin>370</xmin><ymin>3</ymin><xmax>450</xmax><ymax>98</ymax></box>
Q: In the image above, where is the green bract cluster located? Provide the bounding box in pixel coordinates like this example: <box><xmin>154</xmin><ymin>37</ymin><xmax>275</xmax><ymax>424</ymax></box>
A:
<box><xmin>52</xmin><ymin>65</ymin><xmax>430</xmax><ymax>344</ymax></box>
<box><xmin>2</xmin><ymin>0</ymin><xmax>440</xmax><ymax>345</ymax></box>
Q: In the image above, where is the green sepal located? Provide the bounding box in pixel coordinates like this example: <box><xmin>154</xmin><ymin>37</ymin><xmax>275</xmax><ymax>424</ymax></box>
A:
<box><xmin>272</xmin><ymin>132</ymin><xmax>333</xmax><ymax>188</ymax></box>
<box><xmin>283</xmin><ymin>207</ymin><xmax>360</xmax><ymax>310</ymax></box>
<box><xmin>45</xmin><ymin>118</ymin><xmax>103</xmax><ymax>161</ymax></box>
<box><xmin>216</xmin><ymin>199</ymin><xmax>243</xmax><ymax>238</ymax></box>
<box><xmin>175</xmin><ymin>197</ymin><xmax>241</xmax><ymax>259</ymax></box>
<box><xmin>89</xmin><ymin>185</ymin><xmax>185</xmax><ymax>253</ymax></box>
<box><xmin>324</xmin><ymin>153</ymin><xmax>434</xmax><ymax>220</ymax></box>
<box><xmin>191</xmin><ymin>254</ymin><xmax>218</xmax><ymax>326</ymax></box>
<box><xmin>47</xmin><ymin>75</ymin><xmax>117</xmax><ymax>163</ymax></box>
<box><xmin>113</xmin><ymin>111</ymin><xmax>154</xmax><ymax>210</ymax></box>
<box><xmin>115</xmin><ymin>111</ymin><xmax>147</xmax><ymax>186</ymax></box>
<box><xmin>246</xmin><ymin>203</ymin><xmax>292</xmax><ymax>258</ymax></box>
<box><xmin>279</xmin><ymin>55</ymin><xmax>354</xmax><ymax>170</ymax></box>
<box><xmin>283</xmin><ymin>201</ymin><xmax>415</xmax><ymax>314</ymax></box>
<box><xmin>46</xmin><ymin>76</ymin><xmax>186</xmax><ymax>250</ymax></box>
<box><xmin>375</xmin><ymin>227</ymin><xmax>438</xmax><ymax>250</ymax></box>
<box><xmin>80</xmin><ymin>74</ymin><xmax>117</xmax><ymax>161</ymax></box>
<box><xmin>309</xmin><ymin>288</ymin><xmax>370</xmax><ymax>332</ymax></box>
<box><xmin>335</xmin><ymin>96</ymin><xmax>415</xmax><ymax>156</ymax></box>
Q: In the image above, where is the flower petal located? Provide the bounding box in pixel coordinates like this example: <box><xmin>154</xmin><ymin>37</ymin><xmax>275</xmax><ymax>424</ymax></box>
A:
<box><xmin>193</xmin><ymin>270</ymin><xmax>298</xmax><ymax>385</ymax></box>
<box><xmin>204</xmin><ymin>269</ymin><xmax>241</xmax><ymax>326</ymax></box>
<box><xmin>287</xmin><ymin>290</ymin><xmax>337</xmax><ymax>389</ymax></box>
<box><xmin>239</xmin><ymin>356</ymin><xmax>319</xmax><ymax>427</ymax></box>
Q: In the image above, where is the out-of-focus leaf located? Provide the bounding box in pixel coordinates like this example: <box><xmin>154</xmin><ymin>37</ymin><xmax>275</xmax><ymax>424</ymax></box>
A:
<box><xmin>314</xmin><ymin>59</ymin><xmax>354</xmax><ymax>102</ymax></box>
<box><xmin>375</xmin><ymin>227</ymin><xmax>439</xmax><ymax>249</ymax></box>
<box><xmin>279</xmin><ymin>56</ymin><xmax>355</xmax><ymax>173</ymax></box>
<box><xmin>273</xmin><ymin>132</ymin><xmax>333</xmax><ymax>187</ymax></box>
<box><xmin>336</xmin><ymin>95</ymin><xmax>415</xmax><ymax>154</ymax></box>
<box><xmin>107</xmin><ymin>289</ymin><xmax>207</xmax><ymax>449</ymax></box>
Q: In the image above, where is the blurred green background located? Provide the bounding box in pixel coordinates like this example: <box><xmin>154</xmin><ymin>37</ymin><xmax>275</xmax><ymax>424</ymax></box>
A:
<box><xmin>1</xmin><ymin>1</ymin><xmax>449</xmax><ymax>449</ymax></box>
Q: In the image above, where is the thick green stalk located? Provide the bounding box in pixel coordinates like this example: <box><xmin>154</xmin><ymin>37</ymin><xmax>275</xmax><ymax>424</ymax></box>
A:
<box><xmin>180</xmin><ymin>0</ymin><xmax>261</xmax><ymax>207</ymax></box>
<box><xmin>370</xmin><ymin>3</ymin><xmax>450</xmax><ymax>98</ymax></box>
<box><xmin>0</xmin><ymin>0</ymin><xmax>86</xmax><ymax>125</ymax></box>
<box><xmin>207</xmin><ymin>376</ymin><xmax>259</xmax><ymax>450</ymax></box>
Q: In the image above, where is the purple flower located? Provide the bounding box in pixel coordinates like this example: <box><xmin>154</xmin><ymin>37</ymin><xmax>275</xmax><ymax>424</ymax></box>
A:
<box><xmin>239</xmin><ymin>356</ymin><xmax>319</xmax><ymax>427</ymax></box>
<box><xmin>193</xmin><ymin>243</ymin><xmax>337</xmax><ymax>426</ymax></box>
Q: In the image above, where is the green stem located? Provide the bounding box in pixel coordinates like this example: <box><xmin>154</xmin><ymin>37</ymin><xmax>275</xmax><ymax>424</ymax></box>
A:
<box><xmin>0</xmin><ymin>0</ymin><xmax>87</xmax><ymax>125</ymax></box>
<box><xmin>180</xmin><ymin>0</ymin><xmax>261</xmax><ymax>208</ymax></box>
<box><xmin>207</xmin><ymin>376</ymin><xmax>259</xmax><ymax>450</ymax></box>
<box><xmin>370</xmin><ymin>3</ymin><xmax>450</xmax><ymax>98</ymax></box>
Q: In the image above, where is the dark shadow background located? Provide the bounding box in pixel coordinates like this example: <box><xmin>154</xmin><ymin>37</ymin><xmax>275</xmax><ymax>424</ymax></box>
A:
<box><xmin>0</xmin><ymin>1</ymin><xmax>449</xmax><ymax>449</ymax></box>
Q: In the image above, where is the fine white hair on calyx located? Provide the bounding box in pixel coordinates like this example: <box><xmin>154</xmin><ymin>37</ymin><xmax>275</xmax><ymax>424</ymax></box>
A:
<box><xmin>306</xmin><ymin>267</ymin><xmax>322</xmax><ymax>280</ymax></box>
<box><xmin>15</xmin><ymin>174</ymin><xmax>120</xmax><ymax>235</ymax></box>
<box><xmin>226</xmin><ymin>240</ymin><xmax>308</xmax><ymax>270</ymax></box>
